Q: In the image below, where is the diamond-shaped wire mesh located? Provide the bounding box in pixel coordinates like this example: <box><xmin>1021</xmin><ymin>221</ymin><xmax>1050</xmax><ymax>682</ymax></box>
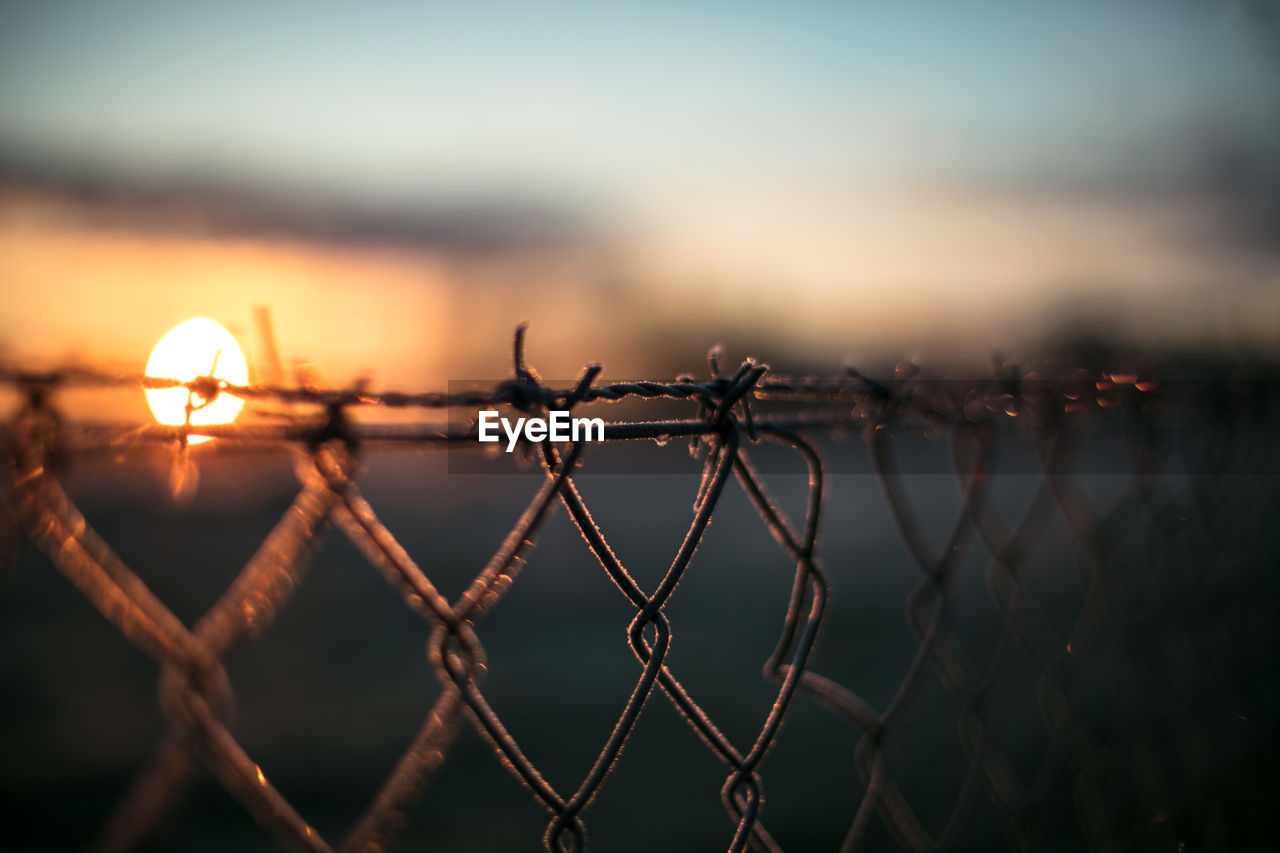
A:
<box><xmin>2</xmin><ymin>338</ymin><xmax>1277</xmax><ymax>852</ymax></box>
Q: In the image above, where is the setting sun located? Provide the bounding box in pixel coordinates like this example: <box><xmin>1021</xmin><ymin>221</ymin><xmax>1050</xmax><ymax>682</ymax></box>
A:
<box><xmin>144</xmin><ymin>317</ymin><xmax>248</xmax><ymax>444</ymax></box>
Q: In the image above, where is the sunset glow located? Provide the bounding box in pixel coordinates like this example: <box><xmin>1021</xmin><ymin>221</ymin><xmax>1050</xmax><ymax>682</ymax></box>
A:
<box><xmin>144</xmin><ymin>318</ymin><xmax>248</xmax><ymax>444</ymax></box>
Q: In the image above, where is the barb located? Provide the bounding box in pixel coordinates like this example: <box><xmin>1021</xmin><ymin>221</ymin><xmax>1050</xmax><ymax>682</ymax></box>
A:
<box><xmin>2</xmin><ymin>328</ymin><xmax>1277</xmax><ymax>852</ymax></box>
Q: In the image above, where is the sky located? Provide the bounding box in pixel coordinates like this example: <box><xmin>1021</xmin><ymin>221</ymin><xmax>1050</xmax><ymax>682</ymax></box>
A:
<box><xmin>2</xmin><ymin>0</ymin><xmax>1279</xmax><ymax>381</ymax></box>
<box><xmin>3</xmin><ymin>1</ymin><xmax>1275</xmax><ymax>204</ymax></box>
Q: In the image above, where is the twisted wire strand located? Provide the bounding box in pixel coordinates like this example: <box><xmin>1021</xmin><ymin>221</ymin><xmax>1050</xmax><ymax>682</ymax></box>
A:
<box><xmin>2</xmin><ymin>332</ymin><xmax>1276</xmax><ymax>853</ymax></box>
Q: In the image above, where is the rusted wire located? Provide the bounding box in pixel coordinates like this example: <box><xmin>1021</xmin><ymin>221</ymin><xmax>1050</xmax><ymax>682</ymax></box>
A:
<box><xmin>2</xmin><ymin>329</ymin><xmax>1277</xmax><ymax>852</ymax></box>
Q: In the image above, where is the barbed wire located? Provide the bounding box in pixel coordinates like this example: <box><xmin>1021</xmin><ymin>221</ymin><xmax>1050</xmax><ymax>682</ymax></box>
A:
<box><xmin>2</xmin><ymin>327</ymin><xmax>1277</xmax><ymax>852</ymax></box>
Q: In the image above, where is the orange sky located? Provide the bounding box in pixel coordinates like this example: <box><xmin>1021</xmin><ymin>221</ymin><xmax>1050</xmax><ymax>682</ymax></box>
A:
<box><xmin>4</xmin><ymin>186</ymin><xmax>1277</xmax><ymax>408</ymax></box>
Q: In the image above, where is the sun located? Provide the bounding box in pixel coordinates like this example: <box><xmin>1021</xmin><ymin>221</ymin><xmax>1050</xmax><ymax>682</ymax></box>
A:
<box><xmin>144</xmin><ymin>318</ymin><xmax>249</xmax><ymax>444</ymax></box>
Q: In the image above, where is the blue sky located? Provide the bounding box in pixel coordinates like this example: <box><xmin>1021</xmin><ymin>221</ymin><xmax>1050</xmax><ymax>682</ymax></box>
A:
<box><xmin>3</xmin><ymin>0</ymin><xmax>1275</xmax><ymax>209</ymax></box>
<box><xmin>3</xmin><ymin>2</ymin><xmax>1280</xmax><ymax>365</ymax></box>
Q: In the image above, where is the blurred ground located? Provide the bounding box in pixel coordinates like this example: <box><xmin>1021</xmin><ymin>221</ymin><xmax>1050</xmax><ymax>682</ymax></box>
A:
<box><xmin>2</xmin><ymin>419</ymin><xmax>1277</xmax><ymax>850</ymax></box>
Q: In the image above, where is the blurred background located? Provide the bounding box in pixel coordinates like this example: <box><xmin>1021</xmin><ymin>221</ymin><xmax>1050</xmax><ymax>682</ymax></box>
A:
<box><xmin>2</xmin><ymin>2</ymin><xmax>1280</xmax><ymax>851</ymax></box>
<box><xmin>3</xmin><ymin>0</ymin><xmax>1279</xmax><ymax>396</ymax></box>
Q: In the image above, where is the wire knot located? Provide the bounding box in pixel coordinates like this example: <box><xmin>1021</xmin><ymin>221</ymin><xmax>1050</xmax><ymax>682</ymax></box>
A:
<box><xmin>311</xmin><ymin>401</ymin><xmax>356</xmax><ymax>452</ymax></box>
<box><xmin>499</xmin><ymin>375</ymin><xmax>547</xmax><ymax>415</ymax></box>
<box><xmin>709</xmin><ymin>359</ymin><xmax>768</xmax><ymax>438</ymax></box>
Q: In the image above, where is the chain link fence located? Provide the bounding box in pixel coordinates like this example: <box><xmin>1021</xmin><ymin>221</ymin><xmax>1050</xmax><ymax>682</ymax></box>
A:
<box><xmin>2</xmin><ymin>329</ymin><xmax>1278</xmax><ymax>852</ymax></box>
